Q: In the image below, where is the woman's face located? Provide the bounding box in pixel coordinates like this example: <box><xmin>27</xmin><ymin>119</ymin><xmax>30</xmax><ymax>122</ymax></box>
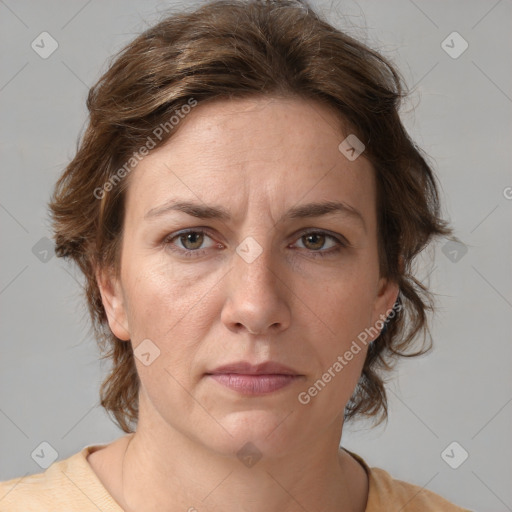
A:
<box><xmin>98</xmin><ymin>96</ymin><xmax>398</xmax><ymax>457</ymax></box>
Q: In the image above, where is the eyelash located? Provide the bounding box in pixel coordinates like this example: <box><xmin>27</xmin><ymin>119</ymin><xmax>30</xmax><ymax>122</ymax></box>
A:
<box><xmin>162</xmin><ymin>228</ymin><xmax>348</xmax><ymax>259</ymax></box>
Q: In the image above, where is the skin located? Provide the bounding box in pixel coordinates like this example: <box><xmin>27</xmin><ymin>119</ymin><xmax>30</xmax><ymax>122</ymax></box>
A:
<box><xmin>91</xmin><ymin>95</ymin><xmax>399</xmax><ymax>512</ymax></box>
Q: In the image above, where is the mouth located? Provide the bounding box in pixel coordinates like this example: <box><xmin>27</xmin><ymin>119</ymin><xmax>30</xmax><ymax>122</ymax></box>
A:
<box><xmin>205</xmin><ymin>361</ymin><xmax>304</xmax><ymax>395</ymax></box>
<box><xmin>205</xmin><ymin>373</ymin><xmax>303</xmax><ymax>394</ymax></box>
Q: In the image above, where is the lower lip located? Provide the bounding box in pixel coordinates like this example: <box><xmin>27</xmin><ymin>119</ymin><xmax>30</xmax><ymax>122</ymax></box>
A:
<box><xmin>207</xmin><ymin>374</ymin><xmax>301</xmax><ymax>394</ymax></box>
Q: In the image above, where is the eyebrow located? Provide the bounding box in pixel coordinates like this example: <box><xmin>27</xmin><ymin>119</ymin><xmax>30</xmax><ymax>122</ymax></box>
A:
<box><xmin>145</xmin><ymin>199</ymin><xmax>366</xmax><ymax>232</ymax></box>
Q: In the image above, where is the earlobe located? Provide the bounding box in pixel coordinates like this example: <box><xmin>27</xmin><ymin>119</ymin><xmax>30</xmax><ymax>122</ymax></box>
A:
<box><xmin>95</xmin><ymin>267</ymin><xmax>131</xmax><ymax>341</ymax></box>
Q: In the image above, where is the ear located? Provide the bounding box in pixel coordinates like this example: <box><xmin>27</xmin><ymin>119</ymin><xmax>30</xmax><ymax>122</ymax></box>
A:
<box><xmin>369</xmin><ymin>275</ymin><xmax>400</xmax><ymax>342</ymax></box>
<box><xmin>95</xmin><ymin>266</ymin><xmax>131</xmax><ymax>341</ymax></box>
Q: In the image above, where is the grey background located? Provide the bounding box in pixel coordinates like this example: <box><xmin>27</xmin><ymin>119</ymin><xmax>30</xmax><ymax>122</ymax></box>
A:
<box><xmin>0</xmin><ymin>1</ymin><xmax>511</xmax><ymax>510</ymax></box>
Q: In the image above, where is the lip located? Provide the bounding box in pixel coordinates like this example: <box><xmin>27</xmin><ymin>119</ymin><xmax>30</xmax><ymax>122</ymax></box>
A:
<box><xmin>205</xmin><ymin>361</ymin><xmax>304</xmax><ymax>395</ymax></box>
<box><xmin>207</xmin><ymin>361</ymin><xmax>300</xmax><ymax>376</ymax></box>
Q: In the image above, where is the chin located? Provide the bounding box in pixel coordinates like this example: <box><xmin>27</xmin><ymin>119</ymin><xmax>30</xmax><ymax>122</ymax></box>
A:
<box><xmin>201</xmin><ymin>408</ymin><xmax>302</xmax><ymax>460</ymax></box>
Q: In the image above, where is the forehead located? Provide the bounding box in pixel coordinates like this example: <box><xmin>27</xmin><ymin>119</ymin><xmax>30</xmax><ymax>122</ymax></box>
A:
<box><xmin>123</xmin><ymin>95</ymin><xmax>376</xmax><ymax>227</ymax></box>
<box><xmin>159</xmin><ymin>95</ymin><xmax>351</xmax><ymax>163</ymax></box>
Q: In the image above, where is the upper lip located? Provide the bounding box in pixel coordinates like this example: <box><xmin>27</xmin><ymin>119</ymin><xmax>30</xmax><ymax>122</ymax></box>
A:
<box><xmin>206</xmin><ymin>361</ymin><xmax>301</xmax><ymax>376</ymax></box>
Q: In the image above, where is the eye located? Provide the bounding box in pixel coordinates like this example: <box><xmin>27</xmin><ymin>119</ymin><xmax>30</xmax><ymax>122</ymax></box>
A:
<box><xmin>292</xmin><ymin>230</ymin><xmax>347</xmax><ymax>257</ymax></box>
<box><xmin>163</xmin><ymin>229</ymin><xmax>220</xmax><ymax>257</ymax></box>
<box><xmin>163</xmin><ymin>228</ymin><xmax>348</xmax><ymax>259</ymax></box>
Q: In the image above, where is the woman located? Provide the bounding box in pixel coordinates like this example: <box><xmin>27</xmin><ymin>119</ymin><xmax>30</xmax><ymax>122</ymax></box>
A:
<box><xmin>0</xmin><ymin>0</ymin><xmax>472</xmax><ymax>510</ymax></box>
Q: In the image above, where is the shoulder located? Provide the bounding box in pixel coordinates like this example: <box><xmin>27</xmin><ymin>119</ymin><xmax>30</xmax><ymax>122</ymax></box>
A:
<box><xmin>368</xmin><ymin>466</ymin><xmax>473</xmax><ymax>511</ymax></box>
<box><xmin>0</xmin><ymin>453</ymin><xmax>85</xmax><ymax>511</ymax></box>
<box><xmin>344</xmin><ymin>449</ymin><xmax>474</xmax><ymax>512</ymax></box>
<box><xmin>0</xmin><ymin>444</ymin><xmax>122</xmax><ymax>512</ymax></box>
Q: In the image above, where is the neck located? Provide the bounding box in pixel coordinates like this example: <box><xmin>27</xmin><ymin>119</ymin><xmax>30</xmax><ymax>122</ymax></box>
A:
<box><xmin>117</xmin><ymin>414</ymin><xmax>367</xmax><ymax>512</ymax></box>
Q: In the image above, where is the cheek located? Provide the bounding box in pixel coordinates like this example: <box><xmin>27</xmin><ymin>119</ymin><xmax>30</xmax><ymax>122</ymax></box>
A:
<box><xmin>121</xmin><ymin>253</ymin><xmax>218</xmax><ymax>347</ymax></box>
<box><xmin>319</xmin><ymin>269</ymin><xmax>378</xmax><ymax>342</ymax></box>
<box><xmin>306</xmin><ymin>266</ymin><xmax>377</xmax><ymax>395</ymax></box>
<box><xmin>300</xmin><ymin>283</ymin><xmax>372</xmax><ymax>414</ymax></box>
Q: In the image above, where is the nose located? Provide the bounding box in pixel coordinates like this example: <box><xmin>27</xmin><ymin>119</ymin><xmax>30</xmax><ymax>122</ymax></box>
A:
<box><xmin>220</xmin><ymin>239</ymin><xmax>291</xmax><ymax>336</ymax></box>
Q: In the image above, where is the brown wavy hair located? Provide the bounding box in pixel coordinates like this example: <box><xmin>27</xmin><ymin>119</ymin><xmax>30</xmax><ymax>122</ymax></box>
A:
<box><xmin>49</xmin><ymin>0</ymin><xmax>454</xmax><ymax>433</ymax></box>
